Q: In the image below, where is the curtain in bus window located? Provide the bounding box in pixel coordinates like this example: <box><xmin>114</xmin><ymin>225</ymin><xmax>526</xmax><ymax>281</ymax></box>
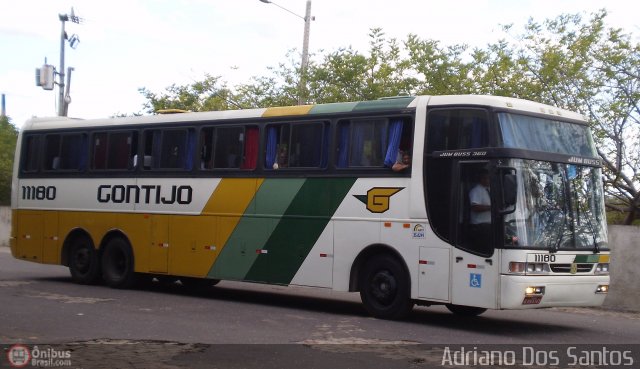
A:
<box><xmin>184</xmin><ymin>130</ymin><xmax>196</xmax><ymax>170</ymax></box>
<box><xmin>241</xmin><ymin>127</ymin><xmax>258</xmax><ymax>170</ymax></box>
<box><xmin>45</xmin><ymin>135</ymin><xmax>61</xmax><ymax>170</ymax></box>
<box><xmin>470</xmin><ymin>117</ymin><xmax>487</xmax><ymax>148</ymax></box>
<box><xmin>320</xmin><ymin>123</ymin><xmax>329</xmax><ymax>168</ymax></box>
<box><xmin>379</xmin><ymin>122</ymin><xmax>388</xmax><ymax>163</ymax></box>
<box><xmin>152</xmin><ymin>130</ymin><xmax>162</xmax><ymax>169</ymax></box>
<box><xmin>265</xmin><ymin>126</ymin><xmax>277</xmax><ymax>168</ymax></box>
<box><xmin>60</xmin><ymin>134</ymin><xmax>84</xmax><ymax>170</ymax></box>
<box><xmin>78</xmin><ymin>135</ymin><xmax>88</xmax><ymax>170</ymax></box>
<box><xmin>384</xmin><ymin>119</ymin><xmax>403</xmax><ymax>167</ymax></box>
<box><xmin>350</xmin><ymin>123</ymin><xmax>365</xmax><ymax>166</ymax></box>
<box><xmin>108</xmin><ymin>132</ymin><xmax>131</xmax><ymax>169</ymax></box>
<box><xmin>337</xmin><ymin>124</ymin><xmax>349</xmax><ymax>168</ymax></box>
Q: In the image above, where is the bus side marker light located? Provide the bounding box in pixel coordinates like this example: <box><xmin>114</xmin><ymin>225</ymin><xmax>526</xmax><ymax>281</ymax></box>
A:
<box><xmin>384</xmin><ymin>222</ymin><xmax>392</xmax><ymax>228</ymax></box>
<box><xmin>403</xmin><ymin>223</ymin><xmax>410</xmax><ymax>228</ymax></box>
<box><xmin>596</xmin><ymin>285</ymin><xmax>609</xmax><ymax>294</ymax></box>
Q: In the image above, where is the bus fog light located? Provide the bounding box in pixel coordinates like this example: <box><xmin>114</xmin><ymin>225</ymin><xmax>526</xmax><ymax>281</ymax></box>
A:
<box><xmin>525</xmin><ymin>286</ymin><xmax>545</xmax><ymax>296</ymax></box>
<box><xmin>525</xmin><ymin>263</ymin><xmax>550</xmax><ymax>274</ymax></box>
<box><xmin>596</xmin><ymin>285</ymin><xmax>609</xmax><ymax>294</ymax></box>
<box><xmin>595</xmin><ymin>263</ymin><xmax>610</xmax><ymax>274</ymax></box>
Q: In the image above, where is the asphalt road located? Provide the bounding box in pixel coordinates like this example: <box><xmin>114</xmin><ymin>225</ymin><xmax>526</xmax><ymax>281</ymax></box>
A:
<box><xmin>1</xmin><ymin>247</ymin><xmax>639</xmax><ymax>368</ymax></box>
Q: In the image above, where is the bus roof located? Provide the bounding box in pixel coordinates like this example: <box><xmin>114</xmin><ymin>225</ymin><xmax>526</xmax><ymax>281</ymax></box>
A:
<box><xmin>21</xmin><ymin>95</ymin><xmax>587</xmax><ymax>131</ymax></box>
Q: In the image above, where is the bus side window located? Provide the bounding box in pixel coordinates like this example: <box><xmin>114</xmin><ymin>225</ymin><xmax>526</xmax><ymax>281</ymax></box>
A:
<box><xmin>336</xmin><ymin>117</ymin><xmax>412</xmax><ymax>169</ymax></box>
<box><xmin>144</xmin><ymin>128</ymin><xmax>193</xmax><ymax>171</ymax></box>
<box><xmin>44</xmin><ymin>133</ymin><xmax>87</xmax><ymax>171</ymax></box>
<box><xmin>289</xmin><ymin>122</ymin><xmax>326</xmax><ymax>168</ymax></box>
<box><xmin>92</xmin><ymin>131</ymin><xmax>138</xmax><ymax>171</ymax></box>
<box><xmin>21</xmin><ymin>135</ymin><xmax>41</xmax><ymax>172</ymax></box>
<box><xmin>213</xmin><ymin>126</ymin><xmax>244</xmax><ymax>169</ymax></box>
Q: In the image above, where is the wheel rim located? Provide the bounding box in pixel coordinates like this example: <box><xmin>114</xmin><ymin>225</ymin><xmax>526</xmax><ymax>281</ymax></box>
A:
<box><xmin>369</xmin><ymin>270</ymin><xmax>397</xmax><ymax>306</ymax></box>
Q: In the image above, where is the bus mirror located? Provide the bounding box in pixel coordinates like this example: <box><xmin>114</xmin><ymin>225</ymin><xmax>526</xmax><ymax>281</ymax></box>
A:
<box><xmin>499</xmin><ymin>169</ymin><xmax>517</xmax><ymax>214</ymax></box>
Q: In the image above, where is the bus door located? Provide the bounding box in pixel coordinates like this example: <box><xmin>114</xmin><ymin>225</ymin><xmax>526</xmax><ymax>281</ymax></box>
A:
<box><xmin>450</xmin><ymin>162</ymin><xmax>499</xmax><ymax>309</ymax></box>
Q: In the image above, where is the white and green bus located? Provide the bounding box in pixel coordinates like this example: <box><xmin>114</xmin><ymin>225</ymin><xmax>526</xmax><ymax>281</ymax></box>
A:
<box><xmin>10</xmin><ymin>95</ymin><xmax>610</xmax><ymax>319</ymax></box>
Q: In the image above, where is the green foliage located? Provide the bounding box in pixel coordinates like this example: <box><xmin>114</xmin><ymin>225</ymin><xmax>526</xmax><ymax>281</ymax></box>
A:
<box><xmin>139</xmin><ymin>74</ymin><xmax>246</xmax><ymax>113</ymax></box>
<box><xmin>139</xmin><ymin>10</ymin><xmax>639</xmax><ymax>223</ymax></box>
<box><xmin>0</xmin><ymin>115</ymin><xmax>18</xmax><ymax>205</ymax></box>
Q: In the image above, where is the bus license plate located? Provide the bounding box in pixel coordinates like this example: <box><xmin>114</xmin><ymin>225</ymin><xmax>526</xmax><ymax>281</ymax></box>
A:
<box><xmin>522</xmin><ymin>296</ymin><xmax>542</xmax><ymax>305</ymax></box>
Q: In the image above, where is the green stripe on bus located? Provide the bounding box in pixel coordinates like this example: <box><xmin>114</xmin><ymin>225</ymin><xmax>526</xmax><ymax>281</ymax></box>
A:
<box><xmin>308</xmin><ymin>102</ymin><xmax>359</xmax><ymax>115</ymax></box>
<box><xmin>208</xmin><ymin>178</ymin><xmax>306</xmax><ymax>280</ymax></box>
<box><xmin>352</xmin><ymin>97</ymin><xmax>415</xmax><ymax>111</ymax></box>
<box><xmin>574</xmin><ymin>254</ymin><xmax>600</xmax><ymax>263</ymax></box>
<box><xmin>244</xmin><ymin>178</ymin><xmax>356</xmax><ymax>284</ymax></box>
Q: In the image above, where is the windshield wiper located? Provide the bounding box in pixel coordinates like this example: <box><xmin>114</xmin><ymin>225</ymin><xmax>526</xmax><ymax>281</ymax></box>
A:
<box><xmin>547</xmin><ymin>210</ymin><xmax>565</xmax><ymax>254</ymax></box>
<box><xmin>583</xmin><ymin>212</ymin><xmax>600</xmax><ymax>254</ymax></box>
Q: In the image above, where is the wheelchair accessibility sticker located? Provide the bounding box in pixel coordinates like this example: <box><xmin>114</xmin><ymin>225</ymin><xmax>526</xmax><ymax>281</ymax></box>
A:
<box><xmin>470</xmin><ymin>273</ymin><xmax>482</xmax><ymax>288</ymax></box>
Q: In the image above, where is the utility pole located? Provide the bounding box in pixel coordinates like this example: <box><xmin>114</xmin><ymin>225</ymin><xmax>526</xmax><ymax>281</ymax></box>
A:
<box><xmin>259</xmin><ymin>0</ymin><xmax>314</xmax><ymax>105</ymax></box>
<box><xmin>36</xmin><ymin>7</ymin><xmax>81</xmax><ymax>117</ymax></box>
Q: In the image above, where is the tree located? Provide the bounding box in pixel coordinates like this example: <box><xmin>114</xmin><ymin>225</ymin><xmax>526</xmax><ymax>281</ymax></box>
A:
<box><xmin>138</xmin><ymin>74</ymin><xmax>245</xmax><ymax>113</ymax></box>
<box><xmin>496</xmin><ymin>11</ymin><xmax>640</xmax><ymax>224</ymax></box>
<box><xmin>139</xmin><ymin>11</ymin><xmax>639</xmax><ymax>223</ymax></box>
<box><xmin>0</xmin><ymin>115</ymin><xmax>18</xmax><ymax>205</ymax></box>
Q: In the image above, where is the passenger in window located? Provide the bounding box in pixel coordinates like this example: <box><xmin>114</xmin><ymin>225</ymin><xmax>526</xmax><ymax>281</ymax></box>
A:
<box><xmin>469</xmin><ymin>170</ymin><xmax>492</xmax><ymax>250</ymax></box>
<box><xmin>392</xmin><ymin>150</ymin><xmax>411</xmax><ymax>172</ymax></box>
<box><xmin>273</xmin><ymin>147</ymin><xmax>288</xmax><ymax>169</ymax></box>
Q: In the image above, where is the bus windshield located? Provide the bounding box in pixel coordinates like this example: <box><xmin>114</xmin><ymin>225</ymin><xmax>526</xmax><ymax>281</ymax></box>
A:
<box><xmin>504</xmin><ymin>159</ymin><xmax>608</xmax><ymax>251</ymax></box>
<box><xmin>498</xmin><ymin>112</ymin><xmax>596</xmax><ymax>157</ymax></box>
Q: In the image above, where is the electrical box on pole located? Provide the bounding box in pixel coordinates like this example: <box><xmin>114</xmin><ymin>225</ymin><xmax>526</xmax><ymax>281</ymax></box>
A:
<box><xmin>36</xmin><ymin>64</ymin><xmax>55</xmax><ymax>90</ymax></box>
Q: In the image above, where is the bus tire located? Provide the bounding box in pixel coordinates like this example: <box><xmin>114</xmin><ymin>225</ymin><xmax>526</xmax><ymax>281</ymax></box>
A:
<box><xmin>68</xmin><ymin>234</ymin><xmax>101</xmax><ymax>285</ymax></box>
<box><xmin>101</xmin><ymin>237</ymin><xmax>137</xmax><ymax>289</ymax></box>
<box><xmin>445</xmin><ymin>304</ymin><xmax>487</xmax><ymax>317</ymax></box>
<box><xmin>359</xmin><ymin>254</ymin><xmax>414</xmax><ymax>320</ymax></box>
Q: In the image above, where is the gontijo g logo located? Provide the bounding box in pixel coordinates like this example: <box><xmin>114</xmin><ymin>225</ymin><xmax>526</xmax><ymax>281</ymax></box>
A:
<box><xmin>354</xmin><ymin>187</ymin><xmax>404</xmax><ymax>213</ymax></box>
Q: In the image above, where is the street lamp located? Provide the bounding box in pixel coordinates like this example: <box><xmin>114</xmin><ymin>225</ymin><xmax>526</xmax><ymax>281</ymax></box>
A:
<box><xmin>259</xmin><ymin>0</ymin><xmax>313</xmax><ymax>105</ymax></box>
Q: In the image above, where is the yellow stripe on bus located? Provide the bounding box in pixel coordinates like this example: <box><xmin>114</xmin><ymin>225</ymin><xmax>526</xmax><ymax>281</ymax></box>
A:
<box><xmin>261</xmin><ymin>105</ymin><xmax>313</xmax><ymax>117</ymax></box>
<box><xmin>201</xmin><ymin>177</ymin><xmax>264</xmax><ymax>246</ymax></box>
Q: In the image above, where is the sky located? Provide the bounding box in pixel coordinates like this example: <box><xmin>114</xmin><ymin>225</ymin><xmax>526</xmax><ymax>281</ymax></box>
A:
<box><xmin>0</xmin><ymin>0</ymin><xmax>638</xmax><ymax>128</ymax></box>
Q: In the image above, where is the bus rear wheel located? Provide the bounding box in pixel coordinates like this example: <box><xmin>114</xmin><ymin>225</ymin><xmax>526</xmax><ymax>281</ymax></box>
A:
<box><xmin>68</xmin><ymin>234</ymin><xmax>101</xmax><ymax>284</ymax></box>
<box><xmin>445</xmin><ymin>304</ymin><xmax>487</xmax><ymax>317</ymax></box>
<box><xmin>101</xmin><ymin>237</ymin><xmax>137</xmax><ymax>289</ymax></box>
<box><xmin>359</xmin><ymin>255</ymin><xmax>414</xmax><ymax>320</ymax></box>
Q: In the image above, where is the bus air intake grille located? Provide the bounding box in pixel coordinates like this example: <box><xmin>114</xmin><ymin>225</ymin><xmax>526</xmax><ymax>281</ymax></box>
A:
<box><xmin>550</xmin><ymin>263</ymin><xmax>594</xmax><ymax>273</ymax></box>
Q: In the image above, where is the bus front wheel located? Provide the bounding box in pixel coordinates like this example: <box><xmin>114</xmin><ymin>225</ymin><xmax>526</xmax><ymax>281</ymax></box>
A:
<box><xmin>359</xmin><ymin>255</ymin><xmax>414</xmax><ymax>320</ymax></box>
<box><xmin>101</xmin><ymin>237</ymin><xmax>137</xmax><ymax>289</ymax></box>
<box><xmin>68</xmin><ymin>234</ymin><xmax>101</xmax><ymax>284</ymax></box>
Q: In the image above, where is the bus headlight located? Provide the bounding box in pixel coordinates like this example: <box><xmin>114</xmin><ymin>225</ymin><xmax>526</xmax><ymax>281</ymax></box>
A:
<box><xmin>525</xmin><ymin>286</ymin><xmax>545</xmax><ymax>296</ymax></box>
<box><xmin>595</xmin><ymin>285</ymin><xmax>609</xmax><ymax>294</ymax></box>
<box><xmin>595</xmin><ymin>263</ymin><xmax>610</xmax><ymax>274</ymax></box>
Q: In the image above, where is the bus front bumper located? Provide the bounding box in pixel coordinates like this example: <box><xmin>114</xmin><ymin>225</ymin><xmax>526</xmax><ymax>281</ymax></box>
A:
<box><xmin>500</xmin><ymin>274</ymin><xmax>610</xmax><ymax>309</ymax></box>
